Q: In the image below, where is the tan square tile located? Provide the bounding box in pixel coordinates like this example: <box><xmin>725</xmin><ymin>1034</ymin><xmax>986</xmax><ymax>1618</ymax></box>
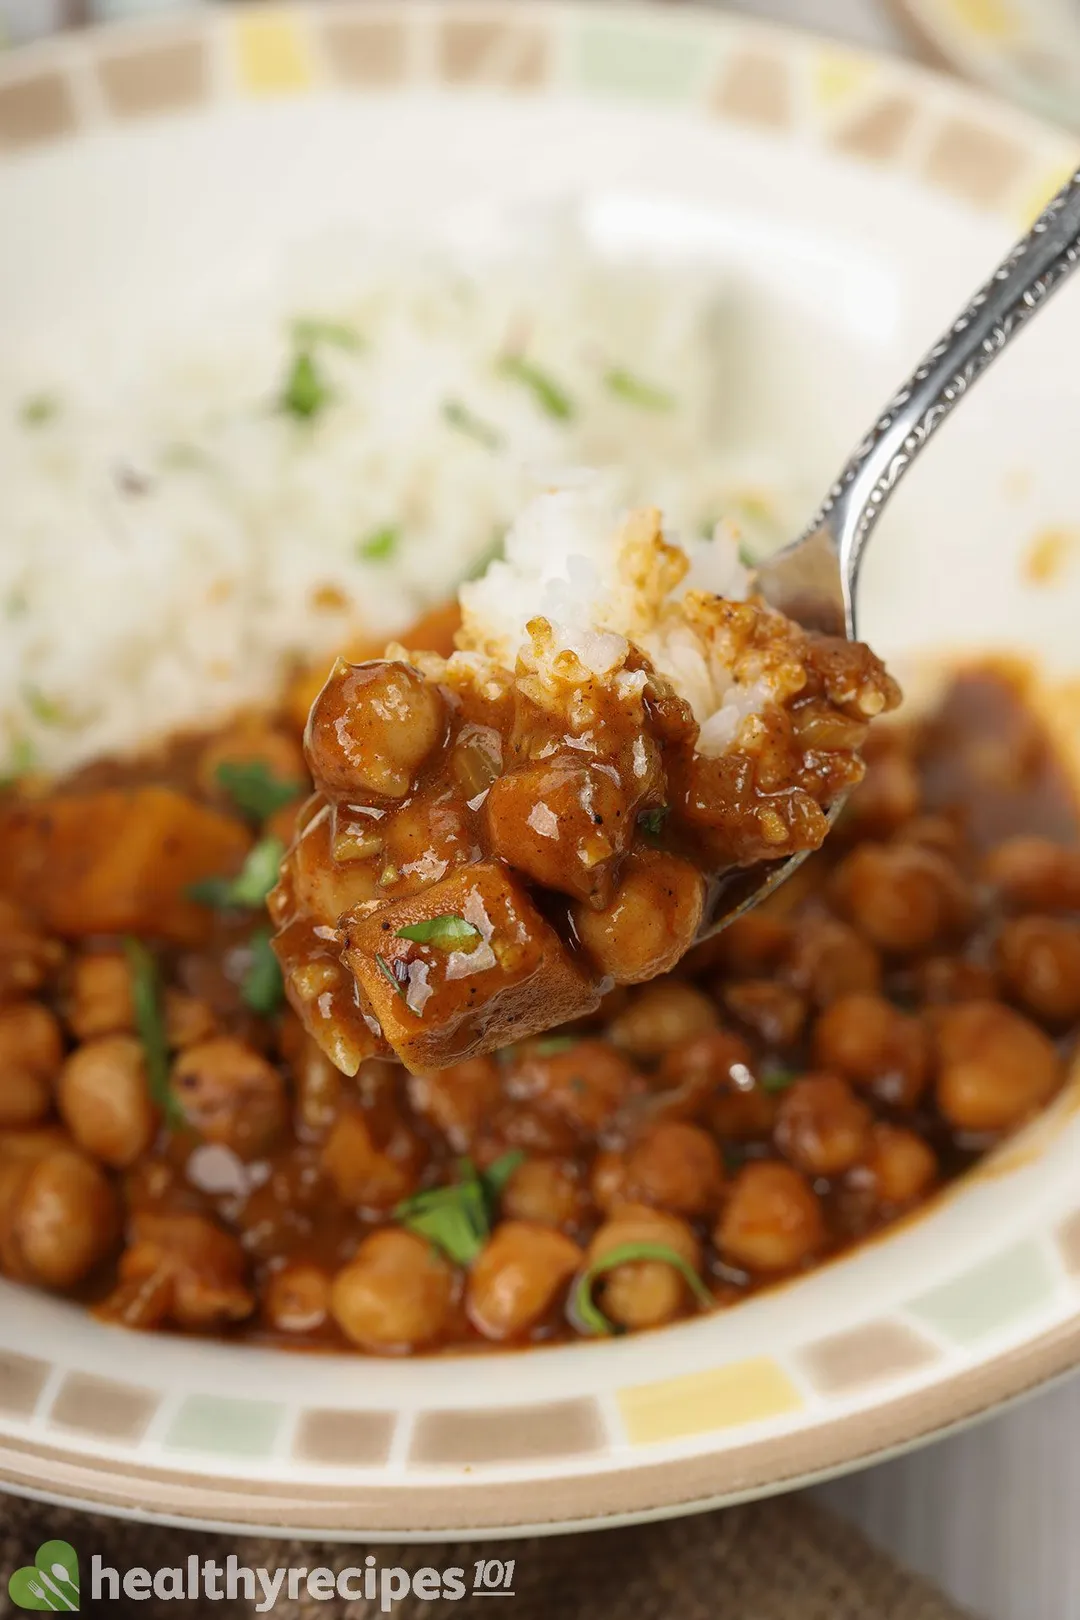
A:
<box><xmin>0</xmin><ymin>1350</ymin><xmax>48</xmax><ymax>1418</ymax></box>
<box><xmin>0</xmin><ymin>71</ymin><xmax>77</xmax><ymax>149</ymax></box>
<box><xmin>832</xmin><ymin>94</ymin><xmax>917</xmax><ymax>164</ymax></box>
<box><xmin>48</xmin><ymin>1373</ymin><xmax>157</xmax><ymax>1444</ymax></box>
<box><xmin>800</xmin><ymin>1319</ymin><xmax>940</xmax><ymax>1394</ymax></box>
<box><xmin>712</xmin><ymin>51</ymin><xmax>791</xmax><ymax>130</ymax></box>
<box><xmin>411</xmin><ymin>1399</ymin><xmax>604</xmax><ymax>1468</ymax></box>
<box><xmin>1056</xmin><ymin>1207</ymin><xmax>1080</xmax><ymax>1274</ymax></box>
<box><xmin>925</xmin><ymin>118</ymin><xmax>1026</xmax><ymax>207</ymax></box>
<box><xmin>97</xmin><ymin>36</ymin><xmax>209</xmax><ymax>120</ymax></box>
<box><xmin>322</xmin><ymin>16</ymin><xmax>407</xmax><ymax>88</ymax></box>
<box><xmin>293</xmin><ymin>1408</ymin><xmax>395</xmax><ymax>1467</ymax></box>
<box><xmin>438</xmin><ymin>19</ymin><xmax>550</xmax><ymax>88</ymax></box>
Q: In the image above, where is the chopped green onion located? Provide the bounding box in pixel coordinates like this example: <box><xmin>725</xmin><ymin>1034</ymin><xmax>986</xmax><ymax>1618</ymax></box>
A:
<box><xmin>497</xmin><ymin>354</ymin><xmax>574</xmax><ymax>420</ymax></box>
<box><xmin>375</xmin><ymin>952</ymin><xmax>406</xmax><ymax>1001</ymax></box>
<box><xmin>215</xmin><ymin>760</ymin><xmax>304</xmax><ymax>822</ymax></box>
<box><xmin>281</xmin><ymin>351</ymin><xmax>331</xmax><ymax>420</ymax></box>
<box><xmin>531</xmin><ymin>1034</ymin><xmax>579</xmax><ymax>1057</ymax></box>
<box><xmin>358</xmin><ymin>525</ymin><xmax>400</xmax><ymax>563</ymax></box>
<box><xmin>123</xmin><ymin>938</ymin><xmax>183</xmax><ymax>1127</ymax></box>
<box><xmin>22</xmin><ymin>685</ymin><xmax>71</xmax><ymax>728</ymax></box>
<box><xmin>737</xmin><ymin>539</ymin><xmax>759</xmax><ymax>569</ymax></box>
<box><xmin>637</xmin><ymin>805</ymin><xmax>670</xmax><ymax>839</ymax></box>
<box><xmin>571</xmin><ymin>1243</ymin><xmax>712</xmax><ymax>1336</ymax></box>
<box><xmin>441</xmin><ymin>398</ymin><xmax>502</xmax><ymax>450</ymax></box>
<box><xmin>188</xmin><ymin>836</ymin><xmax>285</xmax><ymax>910</ymax></box>
<box><xmin>396</xmin><ymin>914</ymin><xmax>481</xmax><ymax>951</ymax></box>
<box><xmin>290</xmin><ymin>317</ymin><xmax>363</xmax><ymax>351</ymax></box>
<box><xmin>19</xmin><ymin>394</ymin><xmax>59</xmax><ymax>427</ymax></box>
<box><xmin>395</xmin><ymin>1152</ymin><xmax>524</xmax><ymax>1266</ymax></box>
<box><xmin>241</xmin><ymin>928</ymin><xmax>284</xmax><ymax>1016</ymax></box>
<box><xmin>759</xmin><ymin>1065</ymin><xmax>799</xmax><ymax>1094</ymax></box>
<box><xmin>4</xmin><ymin>588</ymin><xmax>28</xmax><ymax>620</ymax></box>
<box><xmin>603</xmin><ymin>368</ymin><xmax>675</xmax><ymax>411</ymax></box>
<box><xmin>0</xmin><ymin>736</ymin><xmax>37</xmax><ymax>789</ymax></box>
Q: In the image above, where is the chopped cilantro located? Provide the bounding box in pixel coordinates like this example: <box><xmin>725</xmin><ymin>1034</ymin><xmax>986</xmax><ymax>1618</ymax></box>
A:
<box><xmin>637</xmin><ymin>805</ymin><xmax>670</xmax><ymax>839</ymax></box>
<box><xmin>442</xmin><ymin>398</ymin><xmax>502</xmax><ymax>450</ymax></box>
<box><xmin>188</xmin><ymin>836</ymin><xmax>285</xmax><ymax>910</ymax></box>
<box><xmin>396</xmin><ymin>914</ymin><xmax>481</xmax><ymax>951</ymax></box>
<box><xmin>603</xmin><ymin>368</ymin><xmax>675</xmax><ymax>411</ymax></box>
<box><xmin>395</xmin><ymin>1152</ymin><xmax>524</xmax><ymax>1265</ymax></box>
<box><xmin>0</xmin><ymin>736</ymin><xmax>37</xmax><ymax>789</ymax></box>
<box><xmin>281</xmin><ymin>351</ymin><xmax>331</xmax><ymax>420</ymax></box>
<box><xmin>241</xmin><ymin>928</ymin><xmax>284</xmax><ymax>1016</ymax></box>
<box><xmin>531</xmin><ymin>1034</ymin><xmax>579</xmax><ymax>1057</ymax></box>
<box><xmin>215</xmin><ymin>760</ymin><xmax>304</xmax><ymax>822</ymax></box>
<box><xmin>358</xmin><ymin>525</ymin><xmax>400</xmax><ymax>563</ymax></box>
<box><xmin>759</xmin><ymin>1065</ymin><xmax>798</xmax><ymax>1094</ymax></box>
<box><xmin>22</xmin><ymin>685</ymin><xmax>68</xmax><ymax>727</ymax></box>
<box><xmin>497</xmin><ymin>354</ymin><xmax>574</xmax><ymax>420</ymax></box>
<box><xmin>19</xmin><ymin>394</ymin><xmax>59</xmax><ymax>427</ymax></box>
<box><xmin>290</xmin><ymin>317</ymin><xmax>363</xmax><ymax>351</ymax></box>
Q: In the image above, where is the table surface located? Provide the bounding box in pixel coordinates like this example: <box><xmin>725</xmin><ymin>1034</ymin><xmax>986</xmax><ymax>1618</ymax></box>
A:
<box><xmin>0</xmin><ymin>2</ymin><xmax>1073</xmax><ymax>1615</ymax></box>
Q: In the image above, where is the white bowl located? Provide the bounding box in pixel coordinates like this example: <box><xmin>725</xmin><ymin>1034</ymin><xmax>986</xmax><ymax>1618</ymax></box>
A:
<box><xmin>2</xmin><ymin>0</ymin><xmax>1080</xmax><ymax>1540</ymax></box>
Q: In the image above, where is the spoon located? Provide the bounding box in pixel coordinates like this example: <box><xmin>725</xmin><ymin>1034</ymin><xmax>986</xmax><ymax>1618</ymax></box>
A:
<box><xmin>704</xmin><ymin>164</ymin><xmax>1080</xmax><ymax>936</ymax></box>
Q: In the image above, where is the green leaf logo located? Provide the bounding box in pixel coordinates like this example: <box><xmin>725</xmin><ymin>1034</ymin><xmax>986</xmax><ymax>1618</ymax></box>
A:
<box><xmin>7</xmin><ymin>1540</ymin><xmax>80</xmax><ymax>1610</ymax></box>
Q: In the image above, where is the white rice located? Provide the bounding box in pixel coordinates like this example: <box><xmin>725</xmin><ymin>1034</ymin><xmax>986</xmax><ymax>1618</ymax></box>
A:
<box><xmin>0</xmin><ymin>211</ymin><xmax>797</xmax><ymax>775</ymax></box>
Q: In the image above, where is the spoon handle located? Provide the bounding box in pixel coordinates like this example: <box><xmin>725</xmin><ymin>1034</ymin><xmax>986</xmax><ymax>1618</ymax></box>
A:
<box><xmin>809</xmin><ymin>166</ymin><xmax>1080</xmax><ymax>634</ymax></box>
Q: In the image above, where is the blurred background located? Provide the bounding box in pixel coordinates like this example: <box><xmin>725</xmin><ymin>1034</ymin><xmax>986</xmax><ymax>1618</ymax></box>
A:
<box><xmin>1</xmin><ymin>3</ymin><xmax>1079</xmax><ymax>1619</ymax></box>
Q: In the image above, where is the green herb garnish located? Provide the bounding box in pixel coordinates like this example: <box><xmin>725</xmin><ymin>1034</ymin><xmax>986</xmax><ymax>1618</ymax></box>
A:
<box><xmin>442</xmin><ymin>398</ymin><xmax>503</xmax><ymax>450</ymax></box>
<box><xmin>215</xmin><ymin>760</ymin><xmax>303</xmax><ymax>822</ymax></box>
<box><xmin>759</xmin><ymin>1065</ymin><xmax>798</xmax><ymax>1094</ymax></box>
<box><xmin>241</xmin><ymin>928</ymin><xmax>284</xmax><ymax>1016</ymax></box>
<box><xmin>497</xmin><ymin>354</ymin><xmax>574</xmax><ymax>420</ymax></box>
<box><xmin>571</xmin><ymin>1243</ymin><xmax>712</xmax><ymax>1336</ymax></box>
<box><xmin>531</xmin><ymin>1034</ymin><xmax>579</xmax><ymax>1057</ymax></box>
<box><xmin>22</xmin><ymin>684</ymin><xmax>68</xmax><ymax>727</ymax></box>
<box><xmin>396</xmin><ymin>913</ymin><xmax>481</xmax><ymax>952</ymax></box>
<box><xmin>123</xmin><ymin>938</ymin><xmax>183</xmax><ymax>1127</ymax></box>
<box><xmin>281</xmin><ymin>351</ymin><xmax>331</xmax><ymax>420</ymax></box>
<box><xmin>603</xmin><ymin>368</ymin><xmax>675</xmax><ymax>411</ymax></box>
<box><xmin>291</xmin><ymin>317</ymin><xmax>363</xmax><ymax>351</ymax></box>
<box><xmin>19</xmin><ymin>394</ymin><xmax>59</xmax><ymax>427</ymax></box>
<box><xmin>375</xmin><ymin>951</ymin><xmax>406</xmax><ymax>1001</ymax></box>
<box><xmin>358</xmin><ymin>525</ymin><xmax>400</xmax><ymax>563</ymax></box>
<box><xmin>737</xmin><ymin>540</ymin><xmax>758</xmax><ymax>569</ymax></box>
<box><xmin>188</xmin><ymin>836</ymin><xmax>285</xmax><ymax>910</ymax></box>
<box><xmin>395</xmin><ymin>1152</ymin><xmax>524</xmax><ymax>1265</ymax></box>
<box><xmin>637</xmin><ymin>805</ymin><xmax>670</xmax><ymax>839</ymax></box>
<box><xmin>0</xmin><ymin>736</ymin><xmax>36</xmax><ymax>789</ymax></box>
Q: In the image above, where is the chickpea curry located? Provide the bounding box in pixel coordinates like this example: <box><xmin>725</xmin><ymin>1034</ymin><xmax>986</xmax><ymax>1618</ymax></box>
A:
<box><xmin>0</xmin><ymin>629</ymin><xmax>1077</xmax><ymax>1354</ymax></box>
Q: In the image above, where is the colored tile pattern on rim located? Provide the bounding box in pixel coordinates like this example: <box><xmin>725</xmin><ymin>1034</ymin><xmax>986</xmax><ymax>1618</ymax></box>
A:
<box><xmin>830</xmin><ymin>94</ymin><xmax>918</xmax><ymax>163</ymax></box>
<box><xmin>292</xmin><ymin>1408</ymin><xmax>395</xmax><ymax>1468</ymax></box>
<box><xmin>0</xmin><ymin>1352</ymin><xmax>48</xmax><ymax>1419</ymax></box>
<box><xmin>437</xmin><ymin>17</ymin><xmax>551</xmax><ymax>88</ymax></box>
<box><xmin>924</xmin><ymin>116</ymin><xmax>1027</xmax><ymax>206</ymax></box>
<box><xmin>572</xmin><ymin>17</ymin><xmax>714</xmax><ymax>103</ymax></box>
<box><xmin>799</xmin><ymin>1320</ymin><xmax>940</xmax><ymax>1394</ymax></box>
<box><xmin>0</xmin><ymin>68</ymin><xmax>76</xmax><ymax>147</ymax></box>
<box><xmin>96</xmin><ymin>34</ymin><xmax>209</xmax><ymax>118</ymax></box>
<box><xmin>410</xmin><ymin>1399</ymin><xmax>605</xmax><ymax>1467</ymax></box>
<box><xmin>907</xmin><ymin>1239</ymin><xmax>1061</xmax><ymax>1346</ymax></box>
<box><xmin>711</xmin><ymin>50</ymin><xmax>791</xmax><ymax>130</ymax></box>
<box><xmin>164</xmin><ymin>1395</ymin><xmax>284</xmax><ymax>1459</ymax></box>
<box><xmin>618</xmin><ymin>1356</ymin><xmax>803</xmax><ymax>1446</ymax></box>
<box><xmin>48</xmin><ymin>1373</ymin><xmax>157</xmax><ymax>1444</ymax></box>
<box><xmin>232</xmin><ymin>8</ymin><xmax>315</xmax><ymax>97</ymax></box>
<box><xmin>320</xmin><ymin>16</ymin><xmax>408</xmax><ymax>88</ymax></box>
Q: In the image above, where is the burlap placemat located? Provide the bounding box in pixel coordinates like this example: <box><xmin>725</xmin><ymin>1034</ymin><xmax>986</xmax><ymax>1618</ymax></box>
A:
<box><xmin>0</xmin><ymin>1488</ymin><xmax>974</xmax><ymax>1618</ymax></box>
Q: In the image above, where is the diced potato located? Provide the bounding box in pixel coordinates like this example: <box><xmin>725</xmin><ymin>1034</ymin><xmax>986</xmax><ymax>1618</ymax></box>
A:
<box><xmin>0</xmin><ymin>788</ymin><xmax>252</xmax><ymax>945</ymax></box>
<box><xmin>341</xmin><ymin>861</ymin><xmax>601</xmax><ymax>1071</ymax></box>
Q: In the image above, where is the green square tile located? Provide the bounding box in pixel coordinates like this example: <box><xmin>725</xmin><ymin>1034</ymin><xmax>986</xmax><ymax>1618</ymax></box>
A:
<box><xmin>573</xmin><ymin>20</ymin><xmax>712</xmax><ymax>103</ymax></box>
<box><xmin>907</xmin><ymin>1239</ymin><xmax>1060</xmax><ymax>1347</ymax></box>
<box><xmin>164</xmin><ymin>1394</ymin><xmax>283</xmax><ymax>1459</ymax></box>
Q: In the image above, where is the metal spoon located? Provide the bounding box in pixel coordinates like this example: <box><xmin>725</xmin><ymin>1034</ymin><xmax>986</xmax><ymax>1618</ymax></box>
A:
<box><xmin>704</xmin><ymin>164</ymin><xmax>1080</xmax><ymax>936</ymax></box>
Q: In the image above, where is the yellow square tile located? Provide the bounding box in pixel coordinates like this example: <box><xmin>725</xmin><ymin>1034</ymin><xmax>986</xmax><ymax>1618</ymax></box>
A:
<box><xmin>234</xmin><ymin>10</ymin><xmax>314</xmax><ymax>96</ymax></box>
<box><xmin>813</xmin><ymin>49</ymin><xmax>873</xmax><ymax>111</ymax></box>
<box><xmin>618</xmin><ymin>1356</ymin><xmax>803</xmax><ymax>1446</ymax></box>
<box><xmin>944</xmin><ymin>0</ymin><xmax>1019</xmax><ymax>40</ymax></box>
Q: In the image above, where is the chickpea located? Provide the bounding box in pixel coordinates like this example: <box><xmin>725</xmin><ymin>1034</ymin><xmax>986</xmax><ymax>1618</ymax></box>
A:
<box><xmin>715</xmin><ymin>1161</ymin><xmax>824</xmax><ymax>1274</ymax></box>
<box><xmin>0</xmin><ymin>1002</ymin><xmax>63</xmax><ymax>1130</ymax></box>
<box><xmin>996</xmin><ymin>916</ymin><xmax>1080</xmax><ymax>1025</ymax></box>
<box><xmin>407</xmin><ymin>1058</ymin><xmax>501</xmax><ymax>1153</ymax></box>
<box><xmin>857</xmin><ymin>1123</ymin><xmax>937</xmax><ymax>1207</ymax></box>
<box><xmin>264</xmin><ymin>1261</ymin><xmax>332</xmax><ymax>1335</ymax></box>
<box><xmin>501</xmin><ymin>1157</ymin><xmax>581</xmax><ymax>1227</ymax></box>
<box><xmin>572</xmin><ymin>850</ymin><xmax>706</xmax><ymax>983</ymax></box>
<box><xmin>57</xmin><ymin>1035</ymin><xmax>157</xmax><ymax>1168</ymax></box>
<box><xmin>709</xmin><ymin>913</ymin><xmax>792</xmax><ymax>977</ymax></box>
<box><xmin>321</xmin><ymin>1106</ymin><xmax>423</xmax><ymax>1210</ymax></box>
<box><xmin>655</xmin><ymin>1028</ymin><xmax>758</xmax><ymax>1128</ymax></box>
<box><xmin>911</xmin><ymin>954</ymin><xmax>997</xmax><ymax>1006</ymax></box>
<box><xmin>624</xmin><ymin>1121</ymin><xmax>723</xmax><ymax>1217</ymax></box>
<box><xmin>812</xmin><ymin>994</ymin><xmax>930</xmax><ymax>1107</ymax></box>
<box><xmin>65</xmin><ymin>950</ymin><xmax>134</xmax><ymax>1041</ymax></box>
<box><xmin>331</xmin><ymin>1229</ymin><xmax>455</xmax><ymax>1353</ymax></box>
<box><xmin>305</xmin><ymin>660</ymin><xmax>446</xmax><ymax>800</ymax></box>
<box><xmin>109</xmin><ymin>1212</ymin><xmax>253</xmax><ymax>1329</ymax></box>
<box><xmin>832</xmin><ymin>843</ymin><xmax>971</xmax><ymax>955</ymax></box>
<box><xmin>277</xmin><ymin>1009</ymin><xmax>341</xmax><ymax>1139</ymax></box>
<box><xmin>171</xmin><ymin>1037</ymin><xmax>288</xmax><ymax>1159</ymax></box>
<box><xmin>984</xmin><ymin>836</ymin><xmax>1080</xmax><ymax>912</ymax></box>
<box><xmin>589</xmin><ymin>1149</ymin><xmax>628</xmax><ymax>1212</ymax></box>
<box><xmin>163</xmin><ymin>989</ymin><xmax>218</xmax><ymax>1051</ymax></box>
<box><xmin>785</xmin><ymin>917</ymin><xmax>882</xmax><ymax>1006</ymax></box>
<box><xmin>466</xmin><ymin>1221</ymin><xmax>583</xmax><ymax>1342</ymax></box>
<box><xmin>608</xmin><ymin>982</ymin><xmax>718</xmax><ymax>1063</ymax></box>
<box><xmin>510</xmin><ymin>1040</ymin><xmax>638</xmax><ymax>1134</ymax></box>
<box><xmin>0</xmin><ymin>1148</ymin><xmax>118</xmax><ymax>1288</ymax></box>
<box><xmin>935</xmin><ymin>1000</ymin><xmax>1063</xmax><ymax>1132</ymax></box>
<box><xmin>721</xmin><ymin>980</ymin><xmax>807</xmax><ymax>1048</ymax></box>
<box><xmin>775</xmin><ymin>1074</ymin><xmax>872</xmax><ymax>1177</ymax></box>
<box><xmin>846</xmin><ymin>743</ymin><xmax>920</xmax><ymax>836</ymax></box>
<box><xmin>586</xmin><ymin>1203</ymin><xmax>701</xmax><ymax>1331</ymax></box>
<box><xmin>0</xmin><ymin>898</ymin><xmax>63</xmax><ymax>1004</ymax></box>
